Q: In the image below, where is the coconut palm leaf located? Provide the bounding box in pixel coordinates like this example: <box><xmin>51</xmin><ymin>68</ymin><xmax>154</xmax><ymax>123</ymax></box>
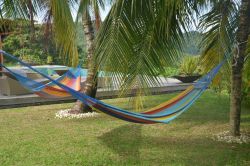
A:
<box><xmin>199</xmin><ymin>0</ymin><xmax>239</xmax><ymax>70</ymax></box>
<box><xmin>0</xmin><ymin>0</ymin><xmax>29</xmax><ymax>19</ymax></box>
<box><xmin>94</xmin><ymin>0</ymin><xmax>203</xmax><ymax>95</ymax></box>
<box><xmin>44</xmin><ymin>0</ymin><xmax>79</xmax><ymax>66</ymax></box>
<box><xmin>198</xmin><ymin>0</ymin><xmax>240</xmax><ymax>89</ymax></box>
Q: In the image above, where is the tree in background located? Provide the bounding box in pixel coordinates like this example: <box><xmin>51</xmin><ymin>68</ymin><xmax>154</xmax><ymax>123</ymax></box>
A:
<box><xmin>2</xmin><ymin>20</ymin><xmax>62</xmax><ymax>65</ymax></box>
<box><xmin>0</xmin><ymin>0</ymin><xmax>78</xmax><ymax>66</ymax></box>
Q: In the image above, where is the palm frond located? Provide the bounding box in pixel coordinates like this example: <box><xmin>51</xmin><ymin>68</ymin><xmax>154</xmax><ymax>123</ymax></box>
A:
<box><xmin>198</xmin><ymin>0</ymin><xmax>239</xmax><ymax>88</ymax></box>
<box><xmin>75</xmin><ymin>0</ymin><xmax>111</xmax><ymax>22</ymax></box>
<box><xmin>95</xmin><ymin>0</ymin><xmax>200</xmax><ymax>95</ymax></box>
<box><xmin>49</xmin><ymin>0</ymin><xmax>79</xmax><ymax>66</ymax></box>
<box><xmin>199</xmin><ymin>0</ymin><xmax>239</xmax><ymax>70</ymax></box>
<box><xmin>0</xmin><ymin>0</ymin><xmax>29</xmax><ymax>19</ymax></box>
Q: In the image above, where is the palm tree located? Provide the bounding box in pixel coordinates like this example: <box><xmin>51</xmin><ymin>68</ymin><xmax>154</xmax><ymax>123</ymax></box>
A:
<box><xmin>199</xmin><ymin>0</ymin><xmax>250</xmax><ymax>136</ymax></box>
<box><xmin>70</xmin><ymin>4</ymin><xmax>98</xmax><ymax>113</ymax></box>
<box><xmin>230</xmin><ymin>0</ymin><xmax>250</xmax><ymax>136</ymax></box>
<box><xmin>69</xmin><ymin>0</ymin><xmax>108</xmax><ymax>113</ymax></box>
<box><xmin>37</xmin><ymin>0</ymin><xmax>106</xmax><ymax>113</ymax></box>
<box><xmin>27</xmin><ymin>0</ymin><xmax>35</xmax><ymax>41</ymax></box>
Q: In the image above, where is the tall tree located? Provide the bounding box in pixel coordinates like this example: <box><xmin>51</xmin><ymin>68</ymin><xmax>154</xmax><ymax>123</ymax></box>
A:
<box><xmin>70</xmin><ymin>8</ymin><xmax>98</xmax><ymax>113</ymax></box>
<box><xmin>27</xmin><ymin>0</ymin><xmax>35</xmax><ymax>41</ymax></box>
<box><xmin>69</xmin><ymin>0</ymin><xmax>107</xmax><ymax>113</ymax></box>
<box><xmin>230</xmin><ymin>0</ymin><xmax>250</xmax><ymax>136</ymax></box>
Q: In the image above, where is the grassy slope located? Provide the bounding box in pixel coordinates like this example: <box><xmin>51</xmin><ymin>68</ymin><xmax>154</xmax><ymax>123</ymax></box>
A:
<box><xmin>0</xmin><ymin>91</ymin><xmax>249</xmax><ymax>166</ymax></box>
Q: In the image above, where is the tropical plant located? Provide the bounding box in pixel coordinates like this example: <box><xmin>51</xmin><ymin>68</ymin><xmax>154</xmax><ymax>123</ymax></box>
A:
<box><xmin>95</xmin><ymin>0</ymin><xmax>193</xmax><ymax>94</ymax></box>
<box><xmin>179</xmin><ymin>56</ymin><xmax>200</xmax><ymax>76</ymax></box>
<box><xmin>19</xmin><ymin>53</ymin><xmax>43</xmax><ymax>64</ymax></box>
<box><xmin>46</xmin><ymin>55</ymin><xmax>53</xmax><ymax>64</ymax></box>
<box><xmin>161</xmin><ymin>67</ymin><xmax>179</xmax><ymax>77</ymax></box>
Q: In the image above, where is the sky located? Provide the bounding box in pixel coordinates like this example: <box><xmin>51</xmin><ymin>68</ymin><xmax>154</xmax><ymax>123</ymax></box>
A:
<box><xmin>36</xmin><ymin>4</ymin><xmax>111</xmax><ymax>24</ymax></box>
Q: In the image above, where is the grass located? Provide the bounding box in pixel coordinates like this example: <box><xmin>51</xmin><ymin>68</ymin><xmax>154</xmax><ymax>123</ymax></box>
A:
<box><xmin>0</xmin><ymin>91</ymin><xmax>249</xmax><ymax>166</ymax></box>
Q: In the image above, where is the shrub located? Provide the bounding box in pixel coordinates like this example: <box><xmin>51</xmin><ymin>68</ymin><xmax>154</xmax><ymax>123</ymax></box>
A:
<box><xmin>47</xmin><ymin>56</ymin><xmax>53</xmax><ymax>64</ymax></box>
<box><xmin>161</xmin><ymin>67</ymin><xmax>179</xmax><ymax>77</ymax></box>
<box><xmin>19</xmin><ymin>53</ymin><xmax>45</xmax><ymax>65</ymax></box>
<box><xmin>179</xmin><ymin>56</ymin><xmax>200</xmax><ymax>75</ymax></box>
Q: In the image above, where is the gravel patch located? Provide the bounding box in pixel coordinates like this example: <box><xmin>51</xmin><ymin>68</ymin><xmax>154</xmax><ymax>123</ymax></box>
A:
<box><xmin>55</xmin><ymin>109</ymin><xmax>99</xmax><ymax>119</ymax></box>
<box><xmin>212</xmin><ymin>131</ymin><xmax>250</xmax><ymax>144</ymax></box>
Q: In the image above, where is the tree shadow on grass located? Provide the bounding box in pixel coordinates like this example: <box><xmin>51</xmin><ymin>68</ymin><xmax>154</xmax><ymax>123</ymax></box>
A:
<box><xmin>98</xmin><ymin>124</ymin><xmax>250</xmax><ymax>165</ymax></box>
<box><xmin>98</xmin><ymin>124</ymin><xmax>142</xmax><ymax>164</ymax></box>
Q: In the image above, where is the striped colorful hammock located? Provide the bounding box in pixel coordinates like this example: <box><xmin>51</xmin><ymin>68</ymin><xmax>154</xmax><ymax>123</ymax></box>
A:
<box><xmin>1</xmin><ymin>62</ymin><xmax>81</xmax><ymax>98</ymax></box>
<box><xmin>0</xmin><ymin>50</ymin><xmax>226</xmax><ymax>124</ymax></box>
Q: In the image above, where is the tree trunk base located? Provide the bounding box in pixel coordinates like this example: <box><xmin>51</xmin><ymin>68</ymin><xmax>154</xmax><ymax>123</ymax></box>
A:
<box><xmin>69</xmin><ymin>100</ymin><xmax>94</xmax><ymax>114</ymax></box>
<box><xmin>68</xmin><ymin>109</ymin><xmax>82</xmax><ymax>114</ymax></box>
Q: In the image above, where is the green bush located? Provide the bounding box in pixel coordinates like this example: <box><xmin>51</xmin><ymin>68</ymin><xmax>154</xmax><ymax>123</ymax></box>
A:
<box><xmin>2</xmin><ymin>21</ymin><xmax>87</xmax><ymax>66</ymax></box>
<box><xmin>2</xmin><ymin>24</ymin><xmax>60</xmax><ymax>65</ymax></box>
<box><xmin>179</xmin><ymin>56</ymin><xmax>200</xmax><ymax>75</ymax></box>
<box><xmin>19</xmin><ymin>54</ymin><xmax>45</xmax><ymax>65</ymax></box>
<box><xmin>47</xmin><ymin>56</ymin><xmax>53</xmax><ymax>64</ymax></box>
<box><xmin>161</xmin><ymin>67</ymin><xmax>179</xmax><ymax>77</ymax></box>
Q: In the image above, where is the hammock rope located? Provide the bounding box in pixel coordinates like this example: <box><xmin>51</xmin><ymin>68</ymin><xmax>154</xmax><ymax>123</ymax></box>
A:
<box><xmin>0</xmin><ymin>50</ymin><xmax>227</xmax><ymax>124</ymax></box>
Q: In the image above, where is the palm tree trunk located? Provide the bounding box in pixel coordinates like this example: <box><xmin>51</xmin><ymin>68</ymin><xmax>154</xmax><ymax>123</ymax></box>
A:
<box><xmin>0</xmin><ymin>35</ymin><xmax>3</xmax><ymax>76</ymax></box>
<box><xmin>230</xmin><ymin>0</ymin><xmax>250</xmax><ymax>136</ymax></box>
<box><xmin>70</xmin><ymin>10</ymin><xmax>98</xmax><ymax>113</ymax></box>
<box><xmin>28</xmin><ymin>0</ymin><xmax>35</xmax><ymax>41</ymax></box>
<box><xmin>94</xmin><ymin>9</ymin><xmax>101</xmax><ymax>30</ymax></box>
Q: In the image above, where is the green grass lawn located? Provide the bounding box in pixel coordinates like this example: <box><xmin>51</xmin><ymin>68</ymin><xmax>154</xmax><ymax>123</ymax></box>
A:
<box><xmin>0</xmin><ymin>91</ymin><xmax>249</xmax><ymax>166</ymax></box>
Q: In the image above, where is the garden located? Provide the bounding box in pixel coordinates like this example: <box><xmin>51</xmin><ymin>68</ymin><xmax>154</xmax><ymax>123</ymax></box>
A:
<box><xmin>0</xmin><ymin>0</ymin><xmax>250</xmax><ymax>165</ymax></box>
